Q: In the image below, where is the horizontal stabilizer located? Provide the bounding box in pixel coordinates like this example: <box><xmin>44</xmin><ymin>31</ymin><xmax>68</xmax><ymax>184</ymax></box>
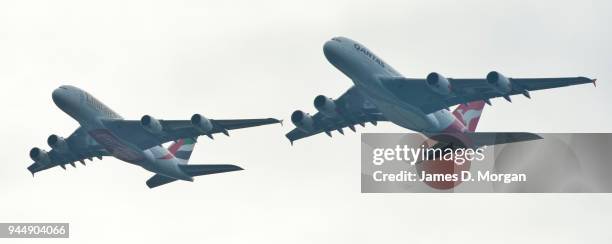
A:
<box><xmin>146</xmin><ymin>174</ymin><xmax>178</xmax><ymax>188</ymax></box>
<box><xmin>428</xmin><ymin>132</ymin><xmax>542</xmax><ymax>149</ymax></box>
<box><xmin>466</xmin><ymin>132</ymin><xmax>542</xmax><ymax>147</ymax></box>
<box><xmin>178</xmin><ymin>164</ymin><xmax>243</xmax><ymax>177</ymax></box>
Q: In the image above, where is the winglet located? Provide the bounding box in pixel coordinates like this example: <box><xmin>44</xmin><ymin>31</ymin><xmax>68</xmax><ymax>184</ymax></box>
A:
<box><xmin>286</xmin><ymin>133</ymin><xmax>296</xmax><ymax>146</ymax></box>
<box><xmin>279</xmin><ymin>119</ymin><xmax>284</xmax><ymax>126</ymax></box>
<box><xmin>593</xmin><ymin>79</ymin><xmax>597</xmax><ymax>87</ymax></box>
<box><xmin>27</xmin><ymin>164</ymin><xmax>38</xmax><ymax>176</ymax></box>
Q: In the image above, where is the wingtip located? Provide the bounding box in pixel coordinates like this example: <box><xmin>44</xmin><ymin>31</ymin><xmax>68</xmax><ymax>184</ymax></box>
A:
<box><xmin>593</xmin><ymin>78</ymin><xmax>597</xmax><ymax>87</ymax></box>
<box><xmin>27</xmin><ymin>164</ymin><xmax>37</xmax><ymax>176</ymax></box>
<box><xmin>285</xmin><ymin>134</ymin><xmax>295</xmax><ymax>146</ymax></box>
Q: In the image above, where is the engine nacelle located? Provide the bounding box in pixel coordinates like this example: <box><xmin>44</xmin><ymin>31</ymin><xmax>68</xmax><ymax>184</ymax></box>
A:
<box><xmin>47</xmin><ymin>134</ymin><xmax>69</xmax><ymax>152</ymax></box>
<box><xmin>141</xmin><ymin>115</ymin><xmax>163</xmax><ymax>135</ymax></box>
<box><xmin>29</xmin><ymin>147</ymin><xmax>50</xmax><ymax>165</ymax></box>
<box><xmin>426</xmin><ymin>72</ymin><xmax>452</xmax><ymax>95</ymax></box>
<box><xmin>191</xmin><ymin>114</ymin><xmax>213</xmax><ymax>133</ymax></box>
<box><xmin>291</xmin><ymin>110</ymin><xmax>314</xmax><ymax>132</ymax></box>
<box><xmin>314</xmin><ymin>95</ymin><xmax>338</xmax><ymax>117</ymax></box>
<box><xmin>486</xmin><ymin>71</ymin><xmax>512</xmax><ymax>94</ymax></box>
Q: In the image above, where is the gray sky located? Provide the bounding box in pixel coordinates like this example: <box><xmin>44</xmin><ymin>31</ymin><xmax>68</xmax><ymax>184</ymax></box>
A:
<box><xmin>1</xmin><ymin>0</ymin><xmax>612</xmax><ymax>243</ymax></box>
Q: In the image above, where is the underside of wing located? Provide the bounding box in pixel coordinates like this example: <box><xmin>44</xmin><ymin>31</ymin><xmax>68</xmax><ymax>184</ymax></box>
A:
<box><xmin>102</xmin><ymin>115</ymin><xmax>281</xmax><ymax>150</ymax></box>
<box><xmin>28</xmin><ymin>127</ymin><xmax>110</xmax><ymax>175</ymax></box>
<box><xmin>286</xmin><ymin>86</ymin><xmax>387</xmax><ymax>143</ymax></box>
<box><xmin>381</xmin><ymin>72</ymin><xmax>595</xmax><ymax>114</ymax></box>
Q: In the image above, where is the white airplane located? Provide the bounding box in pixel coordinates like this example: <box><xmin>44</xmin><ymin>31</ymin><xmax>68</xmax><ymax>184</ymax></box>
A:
<box><xmin>29</xmin><ymin>85</ymin><xmax>281</xmax><ymax>188</ymax></box>
<box><xmin>287</xmin><ymin>36</ymin><xmax>596</xmax><ymax>146</ymax></box>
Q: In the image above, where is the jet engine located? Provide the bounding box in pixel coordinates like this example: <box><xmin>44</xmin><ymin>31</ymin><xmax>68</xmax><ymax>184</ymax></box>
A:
<box><xmin>191</xmin><ymin>114</ymin><xmax>213</xmax><ymax>133</ymax></box>
<box><xmin>29</xmin><ymin>147</ymin><xmax>51</xmax><ymax>165</ymax></box>
<box><xmin>291</xmin><ymin>110</ymin><xmax>314</xmax><ymax>132</ymax></box>
<box><xmin>141</xmin><ymin>115</ymin><xmax>163</xmax><ymax>135</ymax></box>
<box><xmin>426</xmin><ymin>72</ymin><xmax>452</xmax><ymax>95</ymax></box>
<box><xmin>47</xmin><ymin>134</ymin><xmax>69</xmax><ymax>152</ymax></box>
<box><xmin>314</xmin><ymin>95</ymin><xmax>338</xmax><ymax>117</ymax></box>
<box><xmin>486</xmin><ymin>71</ymin><xmax>512</xmax><ymax>94</ymax></box>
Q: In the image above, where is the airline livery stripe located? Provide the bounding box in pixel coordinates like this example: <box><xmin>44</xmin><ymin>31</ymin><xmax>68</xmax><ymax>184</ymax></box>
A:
<box><xmin>177</xmin><ymin>144</ymin><xmax>195</xmax><ymax>151</ymax></box>
<box><xmin>174</xmin><ymin>151</ymin><xmax>193</xmax><ymax>160</ymax></box>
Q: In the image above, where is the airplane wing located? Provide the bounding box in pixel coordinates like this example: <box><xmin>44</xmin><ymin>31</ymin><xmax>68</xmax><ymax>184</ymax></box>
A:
<box><xmin>286</xmin><ymin>86</ymin><xmax>387</xmax><ymax>144</ymax></box>
<box><xmin>381</xmin><ymin>75</ymin><xmax>595</xmax><ymax>114</ymax></box>
<box><xmin>102</xmin><ymin>117</ymin><xmax>281</xmax><ymax>150</ymax></box>
<box><xmin>28</xmin><ymin>127</ymin><xmax>110</xmax><ymax>175</ymax></box>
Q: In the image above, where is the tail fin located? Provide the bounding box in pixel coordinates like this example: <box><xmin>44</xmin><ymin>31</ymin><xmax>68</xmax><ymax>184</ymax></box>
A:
<box><xmin>452</xmin><ymin>101</ymin><xmax>486</xmax><ymax>132</ymax></box>
<box><xmin>167</xmin><ymin>138</ymin><xmax>196</xmax><ymax>164</ymax></box>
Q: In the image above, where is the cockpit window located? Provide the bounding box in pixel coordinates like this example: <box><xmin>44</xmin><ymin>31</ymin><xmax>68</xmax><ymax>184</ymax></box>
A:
<box><xmin>331</xmin><ymin>37</ymin><xmax>343</xmax><ymax>42</ymax></box>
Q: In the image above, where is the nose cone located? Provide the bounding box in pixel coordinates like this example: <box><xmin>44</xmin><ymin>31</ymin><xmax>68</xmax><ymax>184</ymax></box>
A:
<box><xmin>52</xmin><ymin>87</ymin><xmax>68</xmax><ymax>107</ymax></box>
<box><xmin>323</xmin><ymin>40</ymin><xmax>340</xmax><ymax>62</ymax></box>
<box><xmin>52</xmin><ymin>86</ymin><xmax>78</xmax><ymax>111</ymax></box>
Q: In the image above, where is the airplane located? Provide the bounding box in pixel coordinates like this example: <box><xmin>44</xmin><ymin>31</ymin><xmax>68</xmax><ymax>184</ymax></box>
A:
<box><xmin>286</xmin><ymin>36</ymin><xmax>596</xmax><ymax>147</ymax></box>
<box><xmin>28</xmin><ymin>85</ymin><xmax>281</xmax><ymax>188</ymax></box>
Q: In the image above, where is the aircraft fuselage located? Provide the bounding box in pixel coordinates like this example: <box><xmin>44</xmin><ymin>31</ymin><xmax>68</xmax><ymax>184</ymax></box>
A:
<box><xmin>322</xmin><ymin>37</ymin><xmax>466</xmax><ymax>133</ymax></box>
<box><xmin>51</xmin><ymin>86</ymin><xmax>193</xmax><ymax>181</ymax></box>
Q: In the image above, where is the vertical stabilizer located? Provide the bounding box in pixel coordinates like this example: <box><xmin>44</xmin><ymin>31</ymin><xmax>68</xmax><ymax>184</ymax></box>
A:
<box><xmin>452</xmin><ymin>101</ymin><xmax>486</xmax><ymax>132</ymax></box>
<box><xmin>166</xmin><ymin>138</ymin><xmax>196</xmax><ymax>164</ymax></box>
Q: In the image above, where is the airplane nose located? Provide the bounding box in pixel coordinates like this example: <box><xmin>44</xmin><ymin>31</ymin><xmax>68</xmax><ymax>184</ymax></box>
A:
<box><xmin>323</xmin><ymin>40</ymin><xmax>342</xmax><ymax>64</ymax></box>
<box><xmin>52</xmin><ymin>87</ymin><xmax>69</xmax><ymax>108</ymax></box>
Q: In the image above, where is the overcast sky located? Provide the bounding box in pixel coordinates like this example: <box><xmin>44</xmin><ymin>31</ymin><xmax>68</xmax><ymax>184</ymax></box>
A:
<box><xmin>1</xmin><ymin>0</ymin><xmax>612</xmax><ymax>243</ymax></box>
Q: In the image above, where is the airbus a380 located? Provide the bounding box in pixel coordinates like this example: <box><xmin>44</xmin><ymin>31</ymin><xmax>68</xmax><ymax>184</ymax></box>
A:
<box><xmin>287</xmin><ymin>36</ymin><xmax>596</xmax><ymax>145</ymax></box>
<box><xmin>29</xmin><ymin>85</ymin><xmax>280</xmax><ymax>188</ymax></box>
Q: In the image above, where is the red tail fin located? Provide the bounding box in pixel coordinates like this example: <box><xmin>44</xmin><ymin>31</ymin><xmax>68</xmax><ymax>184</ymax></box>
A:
<box><xmin>166</xmin><ymin>138</ymin><xmax>196</xmax><ymax>164</ymax></box>
<box><xmin>452</xmin><ymin>101</ymin><xmax>486</xmax><ymax>132</ymax></box>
